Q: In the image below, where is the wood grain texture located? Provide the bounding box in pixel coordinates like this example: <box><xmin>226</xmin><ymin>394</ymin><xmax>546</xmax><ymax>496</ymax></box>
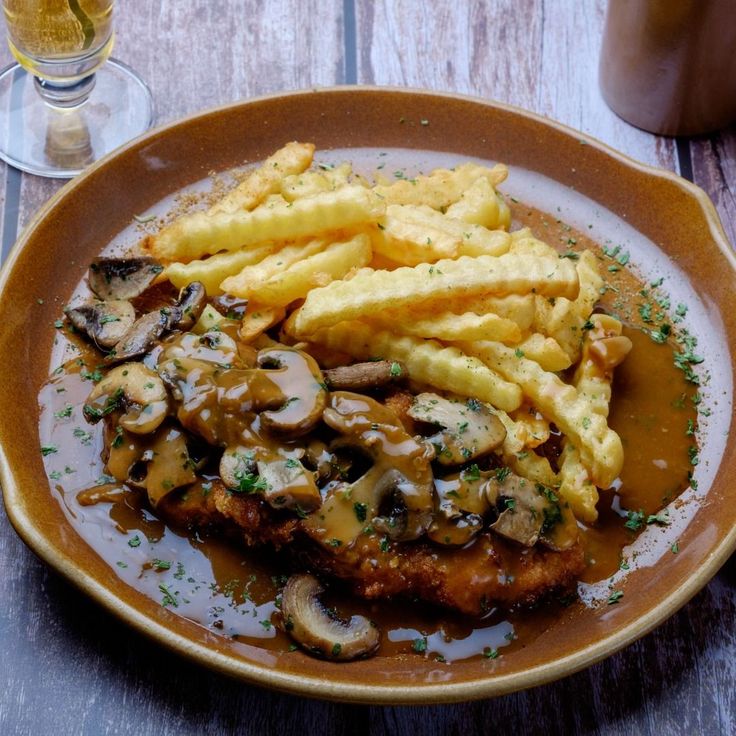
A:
<box><xmin>356</xmin><ymin>0</ymin><xmax>678</xmax><ymax>171</ymax></box>
<box><xmin>1</xmin><ymin>2</ymin><xmax>736</xmax><ymax>735</ymax></box>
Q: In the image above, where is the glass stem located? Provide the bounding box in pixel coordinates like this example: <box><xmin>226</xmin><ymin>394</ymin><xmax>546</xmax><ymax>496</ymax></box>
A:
<box><xmin>34</xmin><ymin>73</ymin><xmax>96</xmax><ymax>109</ymax></box>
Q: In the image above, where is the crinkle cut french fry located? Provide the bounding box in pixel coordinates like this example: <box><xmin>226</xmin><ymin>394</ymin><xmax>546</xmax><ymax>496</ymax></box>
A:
<box><xmin>374</xmin><ymin>310</ymin><xmax>521</xmax><ymax>343</ymax></box>
<box><xmin>163</xmin><ymin>242</ymin><xmax>277</xmax><ymax>295</ymax></box>
<box><xmin>509</xmin><ymin>233</ymin><xmax>559</xmax><ymax>258</ymax></box>
<box><xmin>209</xmin><ymin>142</ymin><xmax>315</xmax><ymax>215</ymax></box>
<box><xmin>280</xmin><ymin>163</ymin><xmax>353</xmax><ymax>201</ymax></box>
<box><xmin>238</xmin><ymin>305</ymin><xmax>286</xmax><ymax>343</ymax></box>
<box><xmin>220</xmin><ymin>238</ymin><xmax>328</xmax><ymax>297</ymax></box>
<box><xmin>373</xmin><ymin>162</ymin><xmax>508</xmax><ymax>208</ymax></box>
<box><xmin>373</xmin><ymin>207</ymin><xmax>459</xmax><ymax>265</ymax></box>
<box><xmin>293</xmin><ymin>253</ymin><xmax>579</xmax><ymax>336</ymax></box>
<box><xmin>513</xmin><ymin>333</ymin><xmax>572</xmax><ymax>372</ymax></box>
<box><xmin>534</xmin><ymin>250</ymin><xmax>604</xmax><ymax>362</ymax></box>
<box><xmin>254</xmin><ymin>234</ymin><xmax>373</xmax><ymax>307</ymax></box>
<box><xmin>573</xmin><ymin>313</ymin><xmax>632</xmax><ymax>417</ymax></box>
<box><xmin>458</xmin><ymin>339</ymin><xmax>623</xmax><ymax>488</ymax></box>
<box><xmin>146</xmin><ymin>185</ymin><xmax>385</xmax><ymax>262</ymax></box>
<box><xmin>557</xmin><ymin>315</ymin><xmax>632</xmax><ymax>520</ymax></box>
<box><xmin>456</xmin><ymin>229</ymin><xmax>511</xmax><ymax>258</ymax></box>
<box><xmin>508</xmin><ymin>405</ymin><xmax>550</xmax><ymax>448</ymax></box>
<box><xmin>493</xmin><ymin>409</ymin><xmax>559</xmax><ymax>487</ymax></box>
<box><xmin>445</xmin><ymin>177</ymin><xmax>504</xmax><ymax>229</ymax></box>
<box><xmin>558</xmin><ymin>442</ymin><xmax>599</xmax><ymax>522</ymax></box>
<box><xmin>380</xmin><ymin>204</ymin><xmax>511</xmax><ymax>262</ymax></box>
<box><xmin>304</xmin><ymin>320</ymin><xmax>523</xmax><ymax>412</ymax></box>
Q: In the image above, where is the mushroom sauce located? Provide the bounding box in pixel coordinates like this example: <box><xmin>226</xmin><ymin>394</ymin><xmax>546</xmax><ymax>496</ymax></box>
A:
<box><xmin>38</xmin><ymin>206</ymin><xmax>700</xmax><ymax>664</ymax></box>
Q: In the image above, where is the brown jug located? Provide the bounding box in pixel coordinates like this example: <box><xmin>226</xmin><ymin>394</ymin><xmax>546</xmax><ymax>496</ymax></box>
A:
<box><xmin>599</xmin><ymin>0</ymin><xmax>736</xmax><ymax>136</ymax></box>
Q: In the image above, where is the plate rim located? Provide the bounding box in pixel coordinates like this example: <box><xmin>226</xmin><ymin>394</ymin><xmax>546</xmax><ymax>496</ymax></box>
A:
<box><xmin>1</xmin><ymin>85</ymin><xmax>735</xmax><ymax>704</ymax></box>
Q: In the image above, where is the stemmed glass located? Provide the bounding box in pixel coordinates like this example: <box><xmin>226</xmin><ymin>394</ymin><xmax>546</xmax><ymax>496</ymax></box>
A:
<box><xmin>0</xmin><ymin>0</ymin><xmax>153</xmax><ymax>177</ymax></box>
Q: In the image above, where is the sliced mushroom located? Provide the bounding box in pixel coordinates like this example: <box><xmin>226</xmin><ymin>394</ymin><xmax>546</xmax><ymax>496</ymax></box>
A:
<box><xmin>322</xmin><ymin>360</ymin><xmax>407</xmax><ymax>391</ymax></box>
<box><xmin>407</xmin><ymin>393</ymin><xmax>506</xmax><ymax>466</ymax></box>
<box><xmin>84</xmin><ymin>362</ymin><xmax>168</xmax><ymax>434</ymax></box>
<box><xmin>106</xmin><ymin>310</ymin><xmax>169</xmax><ymax>363</ymax></box>
<box><xmin>427</xmin><ymin>470</ymin><xmax>493</xmax><ymax>546</ymax></box>
<box><xmin>103</xmin><ymin>422</ymin><xmax>197</xmax><ymax>506</ymax></box>
<box><xmin>281</xmin><ymin>574</ymin><xmax>380</xmax><ymax>660</ymax></box>
<box><xmin>88</xmin><ymin>256</ymin><xmax>163</xmax><ymax>300</ymax></box>
<box><xmin>167</xmin><ymin>281</ymin><xmax>207</xmax><ymax>331</ymax></box>
<box><xmin>65</xmin><ymin>300</ymin><xmax>136</xmax><ymax>348</ymax></box>
<box><xmin>487</xmin><ymin>472</ymin><xmax>559</xmax><ymax>547</ymax></box>
<box><xmin>255</xmin><ymin>348</ymin><xmax>327</xmax><ymax>437</ymax></box>
<box><xmin>256</xmin><ymin>456</ymin><xmax>321</xmax><ymax>512</ymax></box>
<box><xmin>304</xmin><ymin>392</ymin><xmax>434</xmax><ymax>547</ymax></box>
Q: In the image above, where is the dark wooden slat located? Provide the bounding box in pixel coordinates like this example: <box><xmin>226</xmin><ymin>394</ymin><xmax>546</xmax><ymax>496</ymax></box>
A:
<box><xmin>690</xmin><ymin>128</ymin><xmax>736</xmax><ymax>248</ymax></box>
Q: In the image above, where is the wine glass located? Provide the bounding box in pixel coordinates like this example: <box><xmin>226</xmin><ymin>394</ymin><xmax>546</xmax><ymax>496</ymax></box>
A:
<box><xmin>0</xmin><ymin>0</ymin><xmax>153</xmax><ymax>178</ymax></box>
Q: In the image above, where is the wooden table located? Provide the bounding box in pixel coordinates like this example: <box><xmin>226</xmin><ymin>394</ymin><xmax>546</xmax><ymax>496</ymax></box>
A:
<box><xmin>1</xmin><ymin>2</ymin><xmax>734</xmax><ymax>734</ymax></box>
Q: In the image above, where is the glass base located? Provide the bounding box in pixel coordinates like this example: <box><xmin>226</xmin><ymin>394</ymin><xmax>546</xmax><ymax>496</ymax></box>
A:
<box><xmin>0</xmin><ymin>58</ymin><xmax>154</xmax><ymax>178</ymax></box>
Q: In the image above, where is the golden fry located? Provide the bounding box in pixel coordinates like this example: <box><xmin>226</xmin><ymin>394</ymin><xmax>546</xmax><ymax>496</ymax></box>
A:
<box><xmin>373</xmin><ymin>162</ymin><xmax>508</xmax><ymax>208</ymax></box>
<box><xmin>147</xmin><ymin>185</ymin><xmax>385</xmax><ymax>262</ymax></box>
<box><xmin>458</xmin><ymin>339</ymin><xmax>623</xmax><ymax>488</ymax></box>
<box><xmin>220</xmin><ymin>238</ymin><xmax>328</xmax><ymax>297</ymax></box>
<box><xmin>513</xmin><ymin>333</ymin><xmax>572</xmax><ymax>372</ymax></box>
<box><xmin>303</xmin><ymin>320</ymin><xmax>523</xmax><ymax>412</ymax></box>
<box><xmin>209</xmin><ymin>141</ymin><xmax>315</xmax><ymax>215</ymax></box>
<box><xmin>254</xmin><ymin>234</ymin><xmax>372</xmax><ymax>307</ymax></box>
<box><xmin>293</xmin><ymin>253</ymin><xmax>578</xmax><ymax>336</ymax></box>
<box><xmin>163</xmin><ymin>243</ymin><xmax>277</xmax><ymax>295</ymax></box>
<box><xmin>445</xmin><ymin>177</ymin><xmax>510</xmax><ymax>230</ymax></box>
<box><xmin>375</xmin><ymin>310</ymin><xmax>521</xmax><ymax>343</ymax></box>
<box><xmin>238</xmin><ymin>305</ymin><xmax>286</xmax><ymax>343</ymax></box>
<box><xmin>280</xmin><ymin>162</ymin><xmax>353</xmax><ymax>201</ymax></box>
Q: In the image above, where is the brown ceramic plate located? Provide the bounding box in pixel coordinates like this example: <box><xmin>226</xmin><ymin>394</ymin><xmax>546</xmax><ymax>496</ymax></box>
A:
<box><xmin>1</xmin><ymin>88</ymin><xmax>735</xmax><ymax>704</ymax></box>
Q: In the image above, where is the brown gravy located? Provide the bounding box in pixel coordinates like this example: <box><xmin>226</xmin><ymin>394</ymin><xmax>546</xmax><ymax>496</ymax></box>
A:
<box><xmin>37</xmin><ymin>204</ymin><xmax>700</xmax><ymax>664</ymax></box>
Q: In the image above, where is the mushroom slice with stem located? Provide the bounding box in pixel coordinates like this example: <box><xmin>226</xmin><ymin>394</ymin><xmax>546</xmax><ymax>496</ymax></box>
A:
<box><xmin>106</xmin><ymin>310</ymin><xmax>169</xmax><ymax>363</ymax></box>
<box><xmin>407</xmin><ymin>393</ymin><xmax>506</xmax><ymax>466</ymax></box>
<box><xmin>84</xmin><ymin>362</ymin><xmax>169</xmax><ymax>434</ymax></box>
<box><xmin>427</xmin><ymin>469</ymin><xmax>493</xmax><ymax>546</ymax></box>
<box><xmin>281</xmin><ymin>574</ymin><xmax>380</xmax><ymax>661</ymax></box>
<box><xmin>255</xmin><ymin>347</ymin><xmax>328</xmax><ymax>437</ymax></box>
<box><xmin>65</xmin><ymin>300</ymin><xmax>136</xmax><ymax>349</ymax></box>
<box><xmin>166</xmin><ymin>281</ymin><xmax>207</xmax><ymax>331</ymax></box>
<box><xmin>487</xmin><ymin>471</ymin><xmax>566</xmax><ymax>547</ymax></box>
<box><xmin>303</xmin><ymin>391</ymin><xmax>434</xmax><ymax>547</ymax></box>
<box><xmin>256</xmin><ymin>456</ymin><xmax>321</xmax><ymax>512</ymax></box>
<box><xmin>88</xmin><ymin>256</ymin><xmax>163</xmax><ymax>300</ymax></box>
<box><xmin>322</xmin><ymin>360</ymin><xmax>407</xmax><ymax>392</ymax></box>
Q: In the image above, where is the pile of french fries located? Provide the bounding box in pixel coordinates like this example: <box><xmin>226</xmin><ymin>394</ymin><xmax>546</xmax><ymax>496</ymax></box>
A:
<box><xmin>145</xmin><ymin>142</ymin><xmax>630</xmax><ymax>523</ymax></box>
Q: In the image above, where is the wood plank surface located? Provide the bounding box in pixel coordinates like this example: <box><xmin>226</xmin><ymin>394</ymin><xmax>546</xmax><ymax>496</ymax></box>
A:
<box><xmin>1</xmin><ymin>2</ymin><xmax>735</xmax><ymax>735</ymax></box>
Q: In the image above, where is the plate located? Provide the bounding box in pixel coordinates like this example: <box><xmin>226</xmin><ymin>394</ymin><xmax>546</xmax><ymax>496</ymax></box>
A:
<box><xmin>1</xmin><ymin>87</ymin><xmax>735</xmax><ymax>704</ymax></box>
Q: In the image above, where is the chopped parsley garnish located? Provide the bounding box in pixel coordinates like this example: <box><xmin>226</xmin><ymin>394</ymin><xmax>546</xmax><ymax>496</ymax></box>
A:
<box><xmin>40</xmin><ymin>445</ymin><xmax>58</xmax><ymax>456</ymax></box>
<box><xmin>128</xmin><ymin>535</ymin><xmax>142</xmax><ymax>548</ymax></box>
<box><xmin>53</xmin><ymin>405</ymin><xmax>73</xmax><ymax>419</ymax></box>
<box><xmin>389</xmin><ymin>361</ymin><xmax>403</xmax><ymax>377</ymax></box>
<box><xmin>411</xmin><ymin>637</ymin><xmax>428</xmax><ymax>654</ymax></box>
<box><xmin>159</xmin><ymin>584</ymin><xmax>179</xmax><ymax>608</ymax></box>
<box><xmin>353</xmin><ymin>502</ymin><xmax>367</xmax><ymax>523</ymax></box>
<box><xmin>462</xmin><ymin>464</ymin><xmax>481</xmax><ymax>481</ymax></box>
<box><xmin>624</xmin><ymin>509</ymin><xmax>645</xmax><ymax>531</ymax></box>
<box><xmin>607</xmin><ymin>590</ymin><xmax>624</xmax><ymax>605</ymax></box>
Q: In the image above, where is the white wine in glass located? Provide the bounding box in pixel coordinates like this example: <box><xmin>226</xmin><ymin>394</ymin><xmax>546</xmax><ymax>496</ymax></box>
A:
<box><xmin>0</xmin><ymin>0</ymin><xmax>153</xmax><ymax>177</ymax></box>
